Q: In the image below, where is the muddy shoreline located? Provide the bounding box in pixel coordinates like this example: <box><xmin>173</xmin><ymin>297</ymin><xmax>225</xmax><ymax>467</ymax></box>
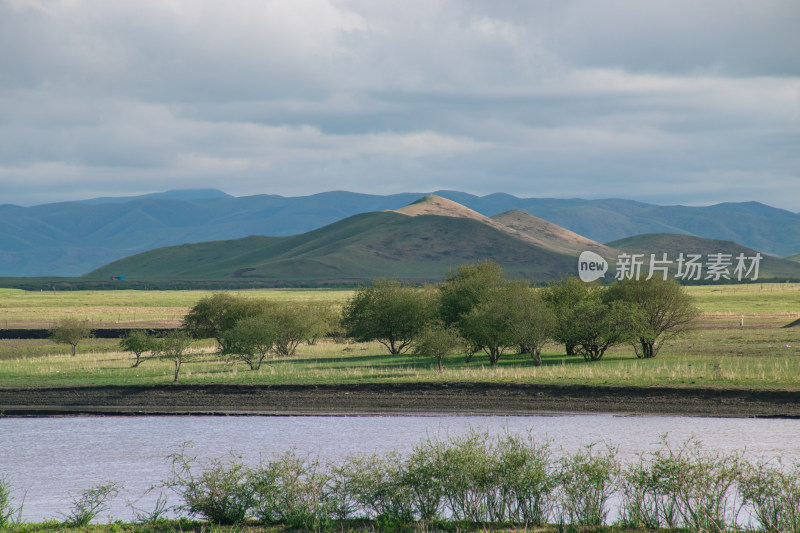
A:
<box><xmin>1</xmin><ymin>383</ymin><xmax>799</xmax><ymax>418</ymax></box>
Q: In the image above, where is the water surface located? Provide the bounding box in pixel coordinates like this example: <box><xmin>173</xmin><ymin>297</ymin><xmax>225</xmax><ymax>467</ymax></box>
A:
<box><xmin>1</xmin><ymin>414</ymin><xmax>798</xmax><ymax>522</ymax></box>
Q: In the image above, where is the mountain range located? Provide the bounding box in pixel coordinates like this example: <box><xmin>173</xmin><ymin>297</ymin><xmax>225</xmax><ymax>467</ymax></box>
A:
<box><xmin>86</xmin><ymin>195</ymin><xmax>800</xmax><ymax>285</ymax></box>
<box><xmin>2</xmin><ymin>189</ymin><xmax>800</xmax><ymax>277</ymax></box>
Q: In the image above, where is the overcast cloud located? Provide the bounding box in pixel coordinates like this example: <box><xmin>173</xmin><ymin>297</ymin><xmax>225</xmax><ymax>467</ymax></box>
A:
<box><xmin>1</xmin><ymin>0</ymin><xmax>798</xmax><ymax>208</ymax></box>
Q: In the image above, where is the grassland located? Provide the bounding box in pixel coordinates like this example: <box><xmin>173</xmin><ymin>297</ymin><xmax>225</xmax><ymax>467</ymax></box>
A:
<box><xmin>0</xmin><ymin>283</ymin><xmax>799</xmax><ymax>390</ymax></box>
<box><xmin>0</xmin><ymin>288</ymin><xmax>350</xmax><ymax>329</ymax></box>
<box><xmin>1</xmin><ymin>331</ymin><xmax>799</xmax><ymax>389</ymax></box>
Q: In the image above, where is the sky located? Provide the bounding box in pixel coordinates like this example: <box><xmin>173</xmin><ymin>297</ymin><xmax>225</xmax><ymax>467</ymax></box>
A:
<box><xmin>1</xmin><ymin>0</ymin><xmax>799</xmax><ymax>209</ymax></box>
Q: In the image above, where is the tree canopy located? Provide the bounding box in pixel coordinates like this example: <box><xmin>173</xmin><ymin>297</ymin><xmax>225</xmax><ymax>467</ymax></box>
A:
<box><xmin>342</xmin><ymin>279</ymin><xmax>436</xmax><ymax>354</ymax></box>
<box><xmin>606</xmin><ymin>277</ymin><xmax>699</xmax><ymax>358</ymax></box>
<box><xmin>49</xmin><ymin>317</ymin><xmax>92</xmax><ymax>357</ymax></box>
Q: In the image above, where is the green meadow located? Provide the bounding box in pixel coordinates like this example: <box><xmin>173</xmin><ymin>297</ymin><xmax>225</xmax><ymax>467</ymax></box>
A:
<box><xmin>0</xmin><ymin>288</ymin><xmax>351</xmax><ymax>329</ymax></box>
<box><xmin>0</xmin><ymin>283</ymin><xmax>798</xmax><ymax>389</ymax></box>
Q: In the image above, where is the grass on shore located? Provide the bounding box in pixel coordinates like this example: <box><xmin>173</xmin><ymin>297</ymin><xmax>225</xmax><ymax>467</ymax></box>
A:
<box><xmin>0</xmin><ymin>521</ymin><xmax>674</xmax><ymax>533</ymax></box>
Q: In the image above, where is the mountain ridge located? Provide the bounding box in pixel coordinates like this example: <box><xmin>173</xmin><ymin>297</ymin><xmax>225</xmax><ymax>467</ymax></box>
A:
<box><xmin>3</xmin><ymin>189</ymin><xmax>800</xmax><ymax>276</ymax></box>
<box><xmin>86</xmin><ymin>206</ymin><xmax>581</xmax><ymax>283</ymax></box>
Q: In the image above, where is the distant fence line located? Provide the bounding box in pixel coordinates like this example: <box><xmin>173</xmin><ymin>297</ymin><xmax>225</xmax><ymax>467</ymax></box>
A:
<box><xmin>0</xmin><ymin>328</ymin><xmax>175</xmax><ymax>340</ymax></box>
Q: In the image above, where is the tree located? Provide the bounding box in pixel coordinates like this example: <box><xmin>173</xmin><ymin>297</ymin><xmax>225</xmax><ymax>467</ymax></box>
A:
<box><xmin>268</xmin><ymin>303</ymin><xmax>317</xmax><ymax>357</ymax></box>
<box><xmin>49</xmin><ymin>317</ymin><xmax>92</xmax><ymax>357</ymax></box>
<box><xmin>119</xmin><ymin>329</ymin><xmax>154</xmax><ymax>367</ymax></box>
<box><xmin>542</xmin><ymin>277</ymin><xmax>593</xmax><ymax>356</ymax></box>
<box><xmin>438</xmin><ymin>261</ymin><xmax>510</xmax><ymax>363</ymax></box>
<box><xmin>459</xmin><ymin>286</ymin><xmax>516</xmax><ymax>365</ymax></box>
<box><xmin>438</xmin><ymin>260</ymin><xmax>506</xmax><ymax>327</ymax></box>
<box><xmin>304</xmin><ymin>302</ymin><xmax>337</xmax><ymax>346</ymax></box>
<box><xmin>503</xmin><ymin>283</ymin><xmax>557</xmax><ymax>366</ymax></box>
<box><xmin>183</xmin><ymin>293</ymin><xmax>267</xmax><ymax>350</ymax></box>
<box><xmin>151</xmin><ymin>330</ymin><xmax>192</xmax><ymax>383</ymax></box>
<box><xmin>606</xmin><ymin>277</ymin><xmax>699</xmax><ymax>358</ymax></box>
<box><xmin>412</xmin><ymin>321</ymin><xmax>464</xmax><ymax>373</ymax></box>
<box><xmin>221</xmin><ymin>315</ymin><xmax>277</xmax><ymax>370</ymax></box>
<box><xmin>342</xmin><ymin>279</ymin><xmax>435</xmax><ymax>355</ymax></box>
<box><xmin>562</xmin><ymin>295</ymin><xmax>642</xmax><ymax>362</ymax></box>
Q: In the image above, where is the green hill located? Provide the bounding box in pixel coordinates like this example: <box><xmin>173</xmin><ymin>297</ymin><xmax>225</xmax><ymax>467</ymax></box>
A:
<box><xmin>4</xmin><ymin>189</ymin><xmax>800</xmax><ymax>277</ymax></box>
<box><xmin>86</xmin><ymin>209</ymin><xmax>579</xmax><ymax>284</ymax></box>
<box><xmin>607</xmin><ymin>233</ymin><xmax>800</xmax><ymax>281</ymax></box>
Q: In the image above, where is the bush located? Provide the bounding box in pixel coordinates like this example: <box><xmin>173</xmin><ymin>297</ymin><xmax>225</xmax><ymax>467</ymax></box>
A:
<box><xmin>620</xmin><ymin>452</ymin><xmax>680</xmax><ymax>528</ymax></box>
<box><xmin>739</xmin><ymin>459</ymin><xmax>800</xmax><ymax>533</ymax></box>
<box><xmin>0</xmin><ymin>475</ymin><xmax>23</xmax><ymax>528</ymax></box>
<box><xmin>556</xmin><ymin>444</ymin><xmax>618</xmax><ymax>526</ymax></box>
<box><xmin>62</xmin><ymin>482</ymin><xmax>121</xmax><ymax>526</ymax></box>
<box><xmin>401</xmin><ymin>439</ymin><xmax>447</xmax><ymax>522</ymax></box>
<box><xmin>250</xmin><ymin>451</ymin><xmax>340</xmax><ymax>530</ymax></box>
<box><xmin>339</xmin><ymin>452</ymin><xmax>414</xmax><ymax>522</ymax></box>
<box><xmin>165</xmin><ymin>446</ymin><xmax>255</xmax><ymax>525</ymax></box>
<box><xmin>493</xmin><ymin>434</ymin><xmax>555</xmax><ymax>525</ymax></box>
<box><xmin>647</xmin><ymin>437</ymin><xmax>743</xmax><ymax>532</ymax></box>
<box><xmin>432</xmin><ymin>430</ymin><xmax>557</xmax><ymax>523</ymax></box>
<box><xmin>129</xmin><ymin>492</ymin><xmax>170</xmax><ymax>524</ymax></box>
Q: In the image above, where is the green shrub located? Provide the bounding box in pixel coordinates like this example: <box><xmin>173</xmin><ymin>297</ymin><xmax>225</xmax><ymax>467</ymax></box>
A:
<box><xmin>740</xmin><ymin>459</ymin><xmax>800</xmax><ymax>533</ymax></box>
<box><xmin>250</xmin><ymin>451</ymin><xmax>339</xmax><ymax>531</ymax></box>
<box><xmin>556</xmin><ymin>444</ymin><xmax>618</xmax><ymax>526</ymax></box>
<box><xmin>431</xmin><ymin>430</ymin><xmax>557</xmax><ymax>523</ymax></box>
<box><xmin>165</xmin><ymin>447</ymin><xmax>254</xmax><ymax>525</ymax></box>
<box><xmin>61</xmin><ymin>482</ymin><xmax>121</xmax><ymax>526</ymax></box>
<box><xmin>493</xmin><ymin>434</ymin><xmax>555</xmax><ymax>524</ymax></box>
<box><xmin>339</xmin><ymin>452</ymin><xmax>414</xmax><ymax>522</ymax></box>
<box><xmin>0</xmin><ymin>475</ymin><xmax>23</xmax><ymax>528</ymax></box>
<box><xmin>649</xmin><ymin>437</ymin><xmax>742</xmax><ymax>532</ymax></box>
<box><xmin>402</xmin><ymin>439</ymin><xmax>447</xmax><ymax>522</ymax></box>
<box><xmin>619</xmin><ymin>452</ymin><xmax>680</xmax><ymax>528</ymax></box>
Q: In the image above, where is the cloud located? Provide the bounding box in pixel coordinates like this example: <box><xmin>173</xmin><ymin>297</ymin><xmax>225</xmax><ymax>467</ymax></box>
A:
<box><xmin>0</xmin><ymin>0</ymin><xmax>798</xmax><ymax>209</ymax></box>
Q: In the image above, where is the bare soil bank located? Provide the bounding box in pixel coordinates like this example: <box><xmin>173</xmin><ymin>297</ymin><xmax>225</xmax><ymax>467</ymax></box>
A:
<box><xmin>1</xmin><ymin>383</ymin><xmax>799</xmax><ymax>418</ymax></box>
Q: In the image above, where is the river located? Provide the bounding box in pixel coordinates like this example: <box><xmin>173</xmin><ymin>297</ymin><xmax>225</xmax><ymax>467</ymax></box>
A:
<box><xmin>1</xmin><ymin>414</ymin><xmax>798</xmax><ymax>523</ymax></box>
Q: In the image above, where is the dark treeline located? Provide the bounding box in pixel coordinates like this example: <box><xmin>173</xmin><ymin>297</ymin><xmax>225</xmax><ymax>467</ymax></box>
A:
<box><xmin>2</xmin><ymin>432</ymin><xmax>798</xmax><ymax>530</ymax></box>
<box><xmin>0</xmin><ymin>328</ymin><xmax>172</xmax><ymax>340</ymax></box>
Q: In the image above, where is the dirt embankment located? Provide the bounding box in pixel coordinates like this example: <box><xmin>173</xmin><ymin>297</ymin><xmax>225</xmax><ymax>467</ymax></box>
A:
<box><xmin>1</xmin><ymin>383</ymin><xmax>799</xmax><ymax>418</ymax></box>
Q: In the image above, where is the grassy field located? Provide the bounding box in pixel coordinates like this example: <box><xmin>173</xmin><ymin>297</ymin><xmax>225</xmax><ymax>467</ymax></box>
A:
<box><xmin>690</xmin><ymin>282</ymin><xmax>800</xmax><ymax>316</ymax></box>
<box><xmin>0</xmin><ymin>284</ymin><xmax>798</xmax><ymax>389</ymax></box>
<box><xmin>1</xmin><ymin>323</ymin><xmax>799</xmax><ymax>389</ymax></box>
<box><xmin>0</xmin><ymin>288</ymin><xmax>351</xmax><ymax>328</ymax></box>
<box><xmin>2</xmin><ymin>283</ymin><xmax>799</xmax><ymax>328</ymax></box>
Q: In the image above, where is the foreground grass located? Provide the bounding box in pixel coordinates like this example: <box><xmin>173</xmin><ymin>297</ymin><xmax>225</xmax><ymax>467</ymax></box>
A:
<box><xmin>0</xmin><ymin>522</ymin><xmax>675</xmax><ymax>533</ymax></box>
